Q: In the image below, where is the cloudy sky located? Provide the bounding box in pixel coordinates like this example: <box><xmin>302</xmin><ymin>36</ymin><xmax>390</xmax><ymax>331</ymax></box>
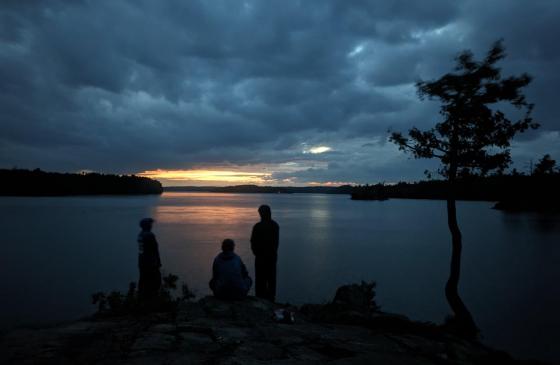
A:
<box><xmin>1</xmin><ymin>1</ymin><xmax>559</xmax><ymax>186</ymax></box>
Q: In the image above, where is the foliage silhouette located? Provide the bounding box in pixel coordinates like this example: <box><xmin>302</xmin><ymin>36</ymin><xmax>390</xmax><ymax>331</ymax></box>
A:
<box><xmin>389</xmin><ymin>40</ymin><xmax>538</xmax><ymax>338</ymax></box>
<box><xmin>533</xmin><ymin>154</ymin><xmax>557</xmax><ymax>175</ymax></box>
<box><xmin>350</xmin><ymin>184</ymin><xmax>389</xmax><ymax>200</ymax></box>
<box><xmin>92</xmin><ymin>274</ymin><xmax>195</xmax><ymax>316</ymax></box>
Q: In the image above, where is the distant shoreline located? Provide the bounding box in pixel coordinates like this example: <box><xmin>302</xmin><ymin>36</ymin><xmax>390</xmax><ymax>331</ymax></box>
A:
<box><xmin>165</xmin><ymin>175</ymin><xmax>560</xmax><ymax>213</ymax></box>
<box><xmin>2</xmin><ymin>170</ymin><xmax>558</xmax><ymax>213</ymax></box>
<box><xmin>0</xmin><ymin>168</ymin><xmax>163</xmax><ymax>196</ymax></box>
<box><xmin>164</xmin><ymin>185</ymin><xmax>353</xmax><ymax>195</ymax></box>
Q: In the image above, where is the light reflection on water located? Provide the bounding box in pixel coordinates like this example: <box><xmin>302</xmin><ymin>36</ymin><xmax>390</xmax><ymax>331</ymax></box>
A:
<box><xmin>0</xmin><ymin>192</ymin><xmax>559</xmax><ymax>362</ymax></box>
<box><xmin>152</xmin><ymin>193</ymin><xmax>259</xmax><ymax>295</ymax></box>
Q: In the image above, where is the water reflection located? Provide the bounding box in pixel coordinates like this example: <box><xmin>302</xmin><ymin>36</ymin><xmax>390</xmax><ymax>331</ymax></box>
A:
<box><xmin>308</xmin><ymin>194</ymin><xmax>332</xmax><ymax>225</ymax></box>
<box><xmin>298</xmin><ymin>195</ymin><xmax>335</xmax><ymax>280</ymax></box>
<box><xmin>500</xmin><ymin>210</ymin><xmax>560</xmax><ymax>233</ymax></box>
<box><xmin>152</xmin><ymin>193</ymin><xmax>259</xmax><ymax>298</ymax></box>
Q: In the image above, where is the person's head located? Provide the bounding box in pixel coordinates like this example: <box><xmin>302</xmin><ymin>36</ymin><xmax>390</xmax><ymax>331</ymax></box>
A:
<box><xmin>258</xmin><ymin>205</ymin><xmax>271</xmax><ymax>220</ymax></box>
<box><xmin>139</xmin><ymin>217</ymin><xmax>154</xmax><ymax>231</ymax></box>
<box><xmin>221</xmin><ymin>238</ymin><xmax>235</xmax><ymax>252</ymax></box>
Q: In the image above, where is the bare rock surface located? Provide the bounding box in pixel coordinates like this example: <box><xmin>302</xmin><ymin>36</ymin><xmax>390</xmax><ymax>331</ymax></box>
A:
<box><xmin>0</xmin><ymin>293</ymin><xmax>544</xmax><ymax>364</ymax></box>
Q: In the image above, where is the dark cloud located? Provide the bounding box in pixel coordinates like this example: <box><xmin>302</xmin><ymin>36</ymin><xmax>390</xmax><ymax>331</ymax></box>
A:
<box><xmin>1</xmin><ymin>0</ymin><xmax>558</xmax><ymax>184</ymax></box>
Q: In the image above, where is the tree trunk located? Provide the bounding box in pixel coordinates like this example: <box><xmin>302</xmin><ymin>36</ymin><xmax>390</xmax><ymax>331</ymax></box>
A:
<box><xmin>445</xmin><ymin>177</ymin><xmax>478</xmax><ymax>338</ymax></box>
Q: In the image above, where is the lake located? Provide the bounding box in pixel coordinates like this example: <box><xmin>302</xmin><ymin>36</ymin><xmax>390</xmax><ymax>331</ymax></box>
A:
<box><xmin>0</xmin><ymin>192</ymin><xmax>559</xmax><ymax>362</ymax></box>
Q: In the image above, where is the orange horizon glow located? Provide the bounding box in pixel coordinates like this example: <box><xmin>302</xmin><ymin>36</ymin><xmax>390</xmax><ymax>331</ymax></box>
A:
<box><xmin>307</xmin><ymin>181</ymin><xmax>355</xmax><ymax>186</ymax></box>
<box><xmin>137</xmin><ymin>166</ymin><xmax>358</xmax><ymax>187</ymax></box>
<box><xmin>138</xmin><ymin>169</ymin><xmax>271</xmax><ymax>184</ymax></box>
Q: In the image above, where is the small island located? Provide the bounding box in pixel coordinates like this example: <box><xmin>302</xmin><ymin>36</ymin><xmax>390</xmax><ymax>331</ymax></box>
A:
<box><xmin>0</xmin><ymin>168</ymin><xmax>163</xmax><ymax>196</ymax></box>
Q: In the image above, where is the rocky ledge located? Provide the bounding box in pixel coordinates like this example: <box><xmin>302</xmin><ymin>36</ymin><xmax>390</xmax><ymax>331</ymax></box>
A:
<box><xmin>0</xmin><ymin>283</ymin><xmax>544</xmax><ymax>365</ymax></box>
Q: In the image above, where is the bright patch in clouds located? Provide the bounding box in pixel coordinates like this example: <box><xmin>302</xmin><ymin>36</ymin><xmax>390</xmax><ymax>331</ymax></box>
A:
<box><xmin>305</xmin><ymin>146</ymin><xmax>332</xmax><ymax>154</ymax></box>
<box><xmin>348</xmin><ymin>44</ymin><xmax>365</xmax><ymax>57</ymax></box>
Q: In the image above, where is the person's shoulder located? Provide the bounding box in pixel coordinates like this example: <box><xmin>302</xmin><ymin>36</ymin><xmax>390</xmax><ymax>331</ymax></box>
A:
<box><xmin>139</xmin><ymin>231</ymin><xmax>154</xmax><ymax>238</ymax></box>
<box><xmin>272</xmin><ymin>219</ymin><xmax>279</xmax><ymax>227</ymax></box>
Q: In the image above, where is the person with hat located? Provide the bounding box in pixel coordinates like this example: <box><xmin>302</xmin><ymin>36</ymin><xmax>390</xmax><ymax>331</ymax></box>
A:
<box><xmin>137</xmin><ymin>217</ymin><xmax>162</xmax><ymax>301</ymax></box>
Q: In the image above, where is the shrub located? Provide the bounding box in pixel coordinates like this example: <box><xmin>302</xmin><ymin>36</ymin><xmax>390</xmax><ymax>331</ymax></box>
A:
<box><xmin>91</xmin><ymin>273</ymin><xmax>195</xmax><ymax>316</ymax></box>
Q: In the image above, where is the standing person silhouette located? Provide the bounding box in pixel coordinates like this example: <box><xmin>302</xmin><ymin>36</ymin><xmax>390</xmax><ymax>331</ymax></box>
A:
<box><xmin>137</xmin><ymin>218</ymin><xmax>162</xmax><ymax>302</ymax></box>
<box><xmin>250</xmin><ymin>205</ymin><xmax>279</xmax><ymax>302</ymax></box>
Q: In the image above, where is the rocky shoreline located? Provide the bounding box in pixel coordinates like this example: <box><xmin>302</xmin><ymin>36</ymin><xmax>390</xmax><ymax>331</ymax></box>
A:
<box><xmin>0</xmin><ymin>284</ymin><xmax>546</xmax><ymax>365</ymax></box>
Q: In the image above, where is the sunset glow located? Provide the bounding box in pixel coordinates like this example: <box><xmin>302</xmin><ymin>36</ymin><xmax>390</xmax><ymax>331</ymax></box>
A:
<box><xmin>138</xmin><ymin>169</ymin><xmax>271</xmax><ymax>184</ymax></box>
<box><xmin>136</xmin><ymin>161</ymin><xmax>335</xmax><ymax>186</ymax></box>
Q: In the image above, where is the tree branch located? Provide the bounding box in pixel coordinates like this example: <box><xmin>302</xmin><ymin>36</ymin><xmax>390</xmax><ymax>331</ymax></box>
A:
<box><xmin>399</xmin><ymin>141</ymin><xmax>444</xmax><ymax>160</ymax></box>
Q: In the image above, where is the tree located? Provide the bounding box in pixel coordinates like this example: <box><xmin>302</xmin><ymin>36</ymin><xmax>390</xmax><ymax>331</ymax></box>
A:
<box><xmin>389</xmin><ymin>40</ymin><xmax>538</xmax><ymax>337</ymax></box>
<box><xmin>533</xmin><ymin>154</ymin><xmax>556</xmax><ymax>175</ymax></box>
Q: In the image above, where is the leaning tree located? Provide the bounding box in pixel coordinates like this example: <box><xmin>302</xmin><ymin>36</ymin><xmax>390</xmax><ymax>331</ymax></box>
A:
<box><xmin>390</xmin><ymin>40</ymin><xmax>538</xmax><ymax>337</ymax></box>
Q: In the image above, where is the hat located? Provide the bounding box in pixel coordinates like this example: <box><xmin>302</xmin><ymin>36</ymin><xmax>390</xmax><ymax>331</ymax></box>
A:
<box><xmin>139</xmin><ymin>217</ymin><xmax>155</xmax><ymax>228</ymax></box>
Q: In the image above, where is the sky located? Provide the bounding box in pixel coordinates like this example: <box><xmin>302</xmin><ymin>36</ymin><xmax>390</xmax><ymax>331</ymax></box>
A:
<box><xmin>1</xmin><ymin>0</ymin><xmax>559</xmax><ymax>186</ymax></box>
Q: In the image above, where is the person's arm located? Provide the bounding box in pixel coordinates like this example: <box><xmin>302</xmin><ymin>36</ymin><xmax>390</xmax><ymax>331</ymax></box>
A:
<box><xmin>209</xmin><ymin>257</ymin><xmax>218</xmax><ymax>291</ymax></box>
<box><xmin>273</xmin><ymin>222</ymin><xmax>279</xmax><ymax>253</ymax></box>
<box><xmin>250</xmin><ymin>224</ymin><xmax>258</xmax><ymax>256</ymax></box>
<box><xmin>212</xmin><ymin>257</ymin><xmax>218</xmax><ymax>280</ymax></box>
<box><xmin>241</xmin><ymin>260</ymin><xmax>249</xmax><ymax>278</ymax></box>
<box><xmin>144</xmin><ymin>233</ymin><xmax>160</xmax><ymax>268</ymax></box>
<box><xmin>153</xmin><ymin>234</ymin><xmax>162</xmax><ymax>267</ymax></box>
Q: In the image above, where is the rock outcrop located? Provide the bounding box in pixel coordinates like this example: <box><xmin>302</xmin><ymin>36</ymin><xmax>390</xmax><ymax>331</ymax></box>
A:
<box><xmin>0</xmin><ymin>285</ymin><xmax>543</xmax><ymax>364</ymax></box>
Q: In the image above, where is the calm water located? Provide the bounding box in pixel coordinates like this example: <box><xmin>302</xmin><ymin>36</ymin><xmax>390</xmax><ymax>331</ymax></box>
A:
<box><xmin>0</xmin><ymin>192</ymin><xmax>559</xmax><ymax>362</ymax></box>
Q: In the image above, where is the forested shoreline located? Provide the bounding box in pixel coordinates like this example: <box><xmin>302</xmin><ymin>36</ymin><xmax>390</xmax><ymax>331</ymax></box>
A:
<box><xmin>351</xmin><ymin>173</ymin><xmax>560</xmax><ymax>212</ymax></box>
<box><xmin>0</xmin><ymin>169</ymin><xmax>163</xmax><ymax>196</ymax></box>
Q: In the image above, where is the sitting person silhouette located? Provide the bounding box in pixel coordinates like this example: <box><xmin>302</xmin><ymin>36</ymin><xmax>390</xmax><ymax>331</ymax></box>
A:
<box><xmin>209</xmin><ymin>239</ymin><xmax>252</xmax><ymax>300</ymax></box>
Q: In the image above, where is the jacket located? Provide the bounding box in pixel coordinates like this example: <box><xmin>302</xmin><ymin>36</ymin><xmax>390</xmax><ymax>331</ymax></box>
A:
<box><xmin>211</xmin><ymin>251</ymin><xmax>251</xmax><ymax>299</ymax></box>
<box><xmin>138</xmin><ymin>230</ymin><xmax>162</xmax><ymax>269</ymax></box>
<box><xmin>250</xmin><ymin>219</ymin><xmax>279</xmax><ymax>259</ymax></box>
